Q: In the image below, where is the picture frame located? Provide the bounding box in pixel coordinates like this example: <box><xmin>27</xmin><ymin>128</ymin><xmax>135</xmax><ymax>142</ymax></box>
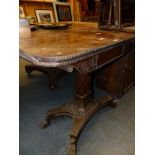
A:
<box><xmin>53</xmin><ymin>2</ymin><xmax>73</xmax><ymax>22</ymax></box>
<box><xmin>19</xmin><ymin>6</ymin><xmax>26</xmax><ymax>18</ymax></box>
<box><xmin>35</xmin><ymin>9</ymin><xmax>54</xmax><ymax>23</ymax></box>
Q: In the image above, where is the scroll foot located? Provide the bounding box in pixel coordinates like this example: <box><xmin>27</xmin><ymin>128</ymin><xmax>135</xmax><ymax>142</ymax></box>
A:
<box><xmin>39</xmin><ymin>120</ymin><xmax>50</xmax><ymax>129</ymax></box>
<box><xmin>66</xmin><ymin>143</ymin><xmax>76</xmax><ymax>155</ymax></box>
<box><xmin>66</xmin><ymin>135</ymin><xmax>77</xmax><ymax>155</ymax></box>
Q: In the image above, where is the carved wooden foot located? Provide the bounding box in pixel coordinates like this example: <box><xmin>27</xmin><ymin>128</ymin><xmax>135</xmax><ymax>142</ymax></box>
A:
<box><xmin>66</xmin><ymin>136</ymin><xmax>77</xmax><ymax>155</ymax></box>
<box><xmin>39</xmin><ymin>105</ymin><xmax>68</xmax><ymax>129</ymax></box>
<box><xmin>25</xmin><ymin>64</ymin><xmax>66</xmax><ymax>88</ymax></box>
<box><xmin>40</xmin><ymin>119</ymin><xmax>50</xmax><ymax>129</ymax></box>
<box><xmin>40</xmin><ymin>95</ymin><xmax>114</xmax><ymax>155</ymax></box>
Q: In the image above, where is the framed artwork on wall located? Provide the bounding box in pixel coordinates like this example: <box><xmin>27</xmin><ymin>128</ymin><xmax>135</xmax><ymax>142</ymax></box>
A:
<box><xmin>35</xmin><ymin>9</ymin><xmax>54</xmax><ymax>23</ymax></box>
<box><xmin>53</xmin><ymin>2</ymin><xmax>73</xmax><ymax>22</ymax></box>
<box><xmin>19</xmin><ymin>6</ymin><xmax>26</xmax><ymax>18</ymax></box>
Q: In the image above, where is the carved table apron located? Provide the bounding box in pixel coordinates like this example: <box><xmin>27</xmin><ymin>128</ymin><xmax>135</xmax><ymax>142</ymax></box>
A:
<box><xmin>19</xmin><ymin>22</ymin><xmax>135</xmax><ymax>155</ymax></box>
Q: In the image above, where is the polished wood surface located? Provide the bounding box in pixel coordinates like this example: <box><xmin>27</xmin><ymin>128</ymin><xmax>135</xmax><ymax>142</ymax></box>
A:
<box><xmin>20</xmin><ymin>22</ymin><xmax>134</xmax><ymax>155</ymax></box>
<box><xmin>20</xmin><ymin>22</ymin><xmax>134</xmax><ymax>67</ymax></box>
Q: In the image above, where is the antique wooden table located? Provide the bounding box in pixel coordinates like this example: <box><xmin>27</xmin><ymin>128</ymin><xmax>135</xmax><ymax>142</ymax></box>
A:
<box><xmin>20</xmin><ymin>22</ymin><xmax>135</xmax><ymax>155</ymax></box>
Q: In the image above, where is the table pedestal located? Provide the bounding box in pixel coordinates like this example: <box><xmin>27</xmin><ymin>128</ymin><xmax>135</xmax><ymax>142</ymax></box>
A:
<box><xmin>40</xmin><ymin>73</ymin><xmax>116</xmax><ymax>155</ymax></box>
<box><xmin>25</xmin><ymin>64</ymin><xmax>66</xmax><ymax>88</ymax></box>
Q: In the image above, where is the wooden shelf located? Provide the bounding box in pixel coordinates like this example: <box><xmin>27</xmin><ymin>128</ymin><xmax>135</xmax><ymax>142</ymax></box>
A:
<box><xmin>20</xmin><ymin>0</ymin><xmax>55</xmax><ymax>18</ymax></box>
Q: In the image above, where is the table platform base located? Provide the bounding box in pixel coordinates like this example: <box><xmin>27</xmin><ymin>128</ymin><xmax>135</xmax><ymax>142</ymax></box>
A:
<box><xmin>40</xmin><ymin>95</ymin><xmax>116</xmax><ymax>155</ymax></box>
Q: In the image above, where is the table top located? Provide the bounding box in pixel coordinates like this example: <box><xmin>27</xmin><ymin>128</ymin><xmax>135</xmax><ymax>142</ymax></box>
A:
<box><xmin>19</xmin><ymin>22</ymin><xmax>134</xmax><ymax>67</ymax></box>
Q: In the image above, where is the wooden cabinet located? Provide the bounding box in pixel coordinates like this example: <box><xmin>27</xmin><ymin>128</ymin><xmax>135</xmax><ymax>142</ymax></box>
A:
<box><xmin>96</xmin><ymin>40</ymin><xmax>135</xmax><ymax>98</ymax></box>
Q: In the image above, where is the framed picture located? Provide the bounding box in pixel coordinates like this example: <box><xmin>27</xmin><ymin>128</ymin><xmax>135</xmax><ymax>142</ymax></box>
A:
<box><xmin>19</xmin><ymin>6</ymin><xmax>26</xmax><ymax>18</ymax></box>
<box><xmin>53</xmin><ymin>2</ymin><xmax>73</xmax><ymax>22</ymax></box>
<box><xmin>35</xmin><ymin>9</ymin><xmax>54</xmax><ymax>23</ymax></box>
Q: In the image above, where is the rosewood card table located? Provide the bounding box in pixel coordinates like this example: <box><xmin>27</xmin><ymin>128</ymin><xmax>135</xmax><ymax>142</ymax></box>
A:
<box><xmin>19</xmin><ymin>22</ymin><xmax>134</xmax><ymax>155</ymax></box>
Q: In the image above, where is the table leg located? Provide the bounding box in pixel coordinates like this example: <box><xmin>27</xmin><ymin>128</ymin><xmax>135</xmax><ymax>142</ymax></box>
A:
<box><xmin>25</xmin><ymin>64</ymin><xmax>66</xmax><ymax>88</ymax></box>
<box><xmin>40</xmin><ymin>72</ymin><xmax>116</xmax><ymax>155</ymax></box>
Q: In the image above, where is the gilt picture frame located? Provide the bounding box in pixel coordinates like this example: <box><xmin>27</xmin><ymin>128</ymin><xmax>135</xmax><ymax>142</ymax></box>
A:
<box><xmin>53</xmin><ymin>2</ymin><xmax>73</xmax><ymax>22</ymax></box>
<box><xmin>35</xmin><ymin>9</ymin><xmax>54</xmax><ymax>23</ymax></box>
